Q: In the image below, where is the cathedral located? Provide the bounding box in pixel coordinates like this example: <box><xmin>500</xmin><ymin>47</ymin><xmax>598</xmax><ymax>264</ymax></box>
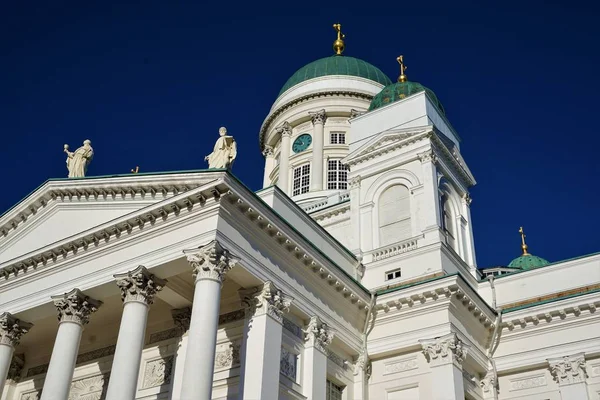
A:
<box><xmin>0</xmin><ymin>24</ymin><xmax>598</xmax><ymax>400</ymax></box>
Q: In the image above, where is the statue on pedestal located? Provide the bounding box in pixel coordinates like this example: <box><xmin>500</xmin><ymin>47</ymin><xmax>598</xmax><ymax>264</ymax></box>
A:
<box><xmin>205</xmin><ymin>127</ymin><xmax>237</xmax><ymax>169</ymax></box>
<box><xmin>64</xmin><ymin>140</ymin><xmax>93</xmax><ymax>178</ymax></box>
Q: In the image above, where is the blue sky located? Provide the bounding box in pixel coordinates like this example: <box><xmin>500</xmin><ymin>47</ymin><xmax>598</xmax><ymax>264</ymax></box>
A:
<box><xmin>1</xmin><ymin>1</ymin><xmax>598</xmax><ymax>268</ymax></box>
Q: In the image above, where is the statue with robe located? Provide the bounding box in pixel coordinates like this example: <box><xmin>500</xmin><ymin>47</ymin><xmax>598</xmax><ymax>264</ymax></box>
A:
<box><xmin>205</xmin><ymin>127</ymin><xmax>237</xmax><ymax>169</ymax></box>
<box><xmin>64</xmin><ymin>139</ymin><xmax>93</xmax><ymax>178</ymax></box>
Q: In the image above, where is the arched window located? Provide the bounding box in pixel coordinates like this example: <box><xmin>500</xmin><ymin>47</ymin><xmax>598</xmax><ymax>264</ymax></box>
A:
<box><xmin>378</xmin><ymin>185</ymin><xmax>411</xmax><ymax>246</ymax></box>
<box><xmin>441</xmin><ymin>194</ymin><xmax>457</xmax><ymax>251</ymax></box>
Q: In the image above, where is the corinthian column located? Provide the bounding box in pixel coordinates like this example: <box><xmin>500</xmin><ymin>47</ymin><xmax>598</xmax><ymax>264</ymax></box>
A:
<box><xmin>419</xmin><ymin>333</ymin><xmax>469</xmax><ymax>400</ymax></box>
<box><xmin>303</xmin><ymin>316</ymin><xmax>334</xmax><ymax>400</ymax></box>
<box><xmin>238</xmin><ymin>281</ymin><xmax>293</xmax><ymax>400</ymax></box>
<box><xmin>548</xmin><ymin>353</ymin><xmax>590</xmax><ymax>400</ymax></box>
<box><xmin>276</xmin><ymin>122</ymin><xmax>292</xmax><ymax>195</ymax></box>
<box><xmin>0</xmin><ymin>313</ymin><xmax>32</xmax><ymax>393</ymax></box>
<box><xmin>309</xmin><ymin>109</ymin><xmax>327</xmax><ymax>192</ymax></box>
<box><xmin>262</xmin><ymin>146</ymin><xmax>276</xmax><ymax>188</ymax></box>
<box><xmin>105</xmin><ymin>266</ymin><xmax>166</xmax><ymax>400</ymax></box>
<box><xmin>180</xmin><ymin>240</ymin><xmax>239</xmax><ymax>400</ymax></box>
<box><xmin>41</xmin><ymin>289</ymin><xmax>101</xmax><ymax>400</ymax></box>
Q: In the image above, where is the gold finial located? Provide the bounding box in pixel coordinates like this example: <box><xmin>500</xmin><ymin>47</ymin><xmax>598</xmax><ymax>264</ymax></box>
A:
<box><xmin>397</xmin><ymin>55</ymin><xmax>408</xmax><ymax>82</ymax></box>
<box><xmin>131</xmin><ymin>166</ymin><xmax>139</xmax><ymax>174</ymax></box>
<box><xmin>519</xmin><ymin>226</ymin><xmax>530</xmax><ymax>256</ymax></box>
<box><xmin>332</xmin><ymin>23</ymin><xmax>345</xmax><ymax>55</ymax></box>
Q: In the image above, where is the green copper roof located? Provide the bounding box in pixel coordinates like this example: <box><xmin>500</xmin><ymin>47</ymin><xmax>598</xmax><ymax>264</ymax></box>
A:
<box><xmin>507</xmin><ymin>254</ymin><xmax>550</xmax><ymax>270</ymax></box>
<box><xmin>368</xmin><ymin>81</ymin><xmax>445</xmax><ymax>114</ymax></box>
<box><xmin>278</xmin><ymin>56</ymin><xmax>392</xmax><ymax>96</ymax></box>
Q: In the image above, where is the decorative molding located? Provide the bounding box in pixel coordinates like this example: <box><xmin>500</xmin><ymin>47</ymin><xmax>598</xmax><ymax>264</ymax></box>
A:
<box><xmin>383</xmin><ymin>356</ymin><xmax>418</xmax><ymax>375</ymax></box>
<box><xmin>309</xmin><ymin>109</ymin><xmax>327</xmax><ymax>125</ymax></box>
<box><xmin>0</xmin><ymin>312</ymin><xmax>32</xmax><ymax>347</ymax></box>
<box><xmin>509</xmin><ymin>374</ymin><xmax>547</xmax><ymax>391</ymax></box>
<box><xmin>280</xmin><ymin>348</ymin><xmax>298</xmax><ymax>380</ymax></box>
<box><xmin>590</xmin><ymin>362</ymin><xmax>600</xmax><ymax>377</ymax></box>
<box><xmin>462</xmin><ymin>193</ymin><xmax>472</xmax><ymax>206</ymax></box>
<box><xmin>69</xmin><ymin>373</ymin><xmax>110</xmax><ymax>399</ymax></box>
<box><xmin>77</xmin><ymin>345</ymin><xmax>116</xmax><ymax>364</ymax></box>
<box><xmin>183</xmin><ymin>240</ymin><xmax>239</xmax><ymax>283</ymax></box>
<box><xmin>326</xmin><ymin>349</ymin><xmax>349</xmax><ymax>371</ymax></box>
<box><xmin>504</xmin><ymin>300</ymin><xmax>600</xmax><ymax>331</ymax></box>
<box><xmin>142</xmin><ymin>356</ymin><xmax>173</xmax><ymax>389</ymax></box>
<box><xmin>349</xmin><ymin>176</ymin><xmax>361</xmax><ymax>189</ymax></box>
<box><xmin>420</xmin><ymin>333</ymin><xmax>468</xmax><ymax>368</ymax></box>
<box><xmin>172</xmin><ymin>307</ymin><xmax>191</xmax><ymax>333</ymax></box>
<box><xmin>262</xmin><ymin>145</ymin><xmax>274</xmax><ymax>158</ymax></box>
<box><xmin>548</xmin><ymin>353</ymin><xmax>587</xmax><ymax>386</ymax></box>
<box><xmin>240</xmin><ymin>281</ymin><xmax>293</xmax><ymax>323</ymax></box>
<box><xmin>20</xmin><ymin>390</ymin><xmax>40</xmax><ymax>400</ymax></box>
<box><xmin>276</xmin><ymin>121</ymin><xmax>293</xmax><ymax>138</ymax></box>
<box><xmin>370</xmin><ymin>237</ymin><xmax>419</xmax><ymax>261</ymax></box>
<box><xmin>214</xmin><ymin>340</ymin><xmax>241</xmax><ymax>371</ymax></box>
<box><xmin>7</xmin><ymin>353</ymin><xmax>25</xmax><ymax>382</ymax></box>
<box><xmin>219</xmin><ymin>309</ymin><xmax>245</xmax><ymax>325</ymax></box>
<box><xmin>353</xmin><ymin>352</ymin><xmax>371</xmax><ymax>378</ymax></box>
<box><xmin>282</xmin><ymin>317</ymin><xmax>303</xmax><ymax>339</ymax></box>
<box><xmin>114</xmin><ymin>265</ymin><xmax>166</xmax><ymax>305</ymax></box>
<box><xmin>480</xmin><ymin>372</ymin><xmax>496</xmax><ymax>393</ymax></box>
<box><xmin>350</xmin><ymin>109</ymin><xmax>363</xmax><ymax>119</ymax></box>
<box><xmin>344</xmin><ymin>128</ymin><xmax>428</xmax><ymax>167</ymax></box>
<box><xmin>148</xmin><ymin>328</ymin><xmax>180</xmax><ymax>345</ymax></box>
<box><xmin>303</xmin><ymin>316</ymin><xmax>334</xmax><ymax>353</ymax></box>
<box><xmin>417</xmin><ymin>149</ymin><xmax>439</xmax><ymax>165</ymax></box>
<box><xmin>52</xmin><ymin>289</ymin><xmax>102</xmax><ymax>326</ymax></box>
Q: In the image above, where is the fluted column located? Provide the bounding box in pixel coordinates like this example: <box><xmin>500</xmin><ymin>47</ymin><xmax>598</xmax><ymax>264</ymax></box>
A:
<box><xmin>302</xmin><ymin>316</ymin><xmax>334</xmax><ymax>400</ymax></box>
<box><xmin>277</xmin><ymin>122</ymin><xmax>292</xmax><ymax>195</ymax></box>
<box><xmin>262</xmin><ymin>146</ymin><xmax>276</xmax><ymax>188</ymax></box>
<box><xmin>420</xmin><ymin>333</ymin><xmax>469</xmax><ymax>400</ymax></box>
<box><xmin>0</xmin><ymin>313</ymin><xmax>31</xmax><ymax>393</ymax></box>
<box><xmin>169</xmin><ymin>307</ymin><xmax>191</xmax><ymax>400</ymax></box>
<box><xmin>180</xmin><ymin>241</ymin><xmax>239</xmax><ymax>400</ymax></box>
<box><xmin>105</xmin><ymin>266</ymin><xmax>166</xmax><ymax>400</ymax></box>
<box><xmin>238</xmin><ymin>281</ymin><xmax>293</xmax><ymax>400</ymax></box>
<box><xmin>41</xmin><ymin>289</ymin><xmax>101</xmax><ymax>400</ymax></box>
<box><xmin>309</xmin><ymin>109</ymin><xmax>327</xmax><ymax>192</ymax></box>
<box><xmin>548</xmin><ymin>353</ymin><xmax>590</xmax><ymax>400</ymax></box>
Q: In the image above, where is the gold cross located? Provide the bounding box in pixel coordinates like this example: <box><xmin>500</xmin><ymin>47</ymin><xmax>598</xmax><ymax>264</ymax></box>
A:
<box><xmin>332</xmin><ymin>23</ymin><xmax>345</xmax><ymax>55</ymax></box>
<box><xmin>519</xmin><ymin>226</ymin><xmax>529</xmax><ymax>255</ymax></box>
<box><xmin>397</xmin><ymin>55</ymin><xmax>408</xmax><ymax>82</ymax></box>
<box><xmin>131</xmin><ymin>166</ymin><xmax>140</xmax><ymax>174</ymax></box>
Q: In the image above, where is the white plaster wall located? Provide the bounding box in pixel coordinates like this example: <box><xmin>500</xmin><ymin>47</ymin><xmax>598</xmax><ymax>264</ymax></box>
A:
<box><xmin>369</xmin><ymin>351</ymin><xmax>431</xmax><ymax>400</ymax></box>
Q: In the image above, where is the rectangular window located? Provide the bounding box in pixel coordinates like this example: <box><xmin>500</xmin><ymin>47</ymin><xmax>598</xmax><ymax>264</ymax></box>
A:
<box><xmin>326</xmin><ymin>380</ymin><xmax>344</xmax><ymax>400</ymax></box>
<box><xmin>327</xmin><ymin>160</ymin><xmax>349</xmax><ymax>190</ymax></box>
<box><xmin>385</xmin><ymin>268</ymin><xmax>401</xmax><ymax>281</ymax></box>
<box><xmin>292</xmin><ymin>164</ymin><xmax>310</xmax><ymax>196</ymax></box>
<box><xmin>330</xmin><ymin>132</ymin><xmax>346</xmax><ymax>145</ymax></box>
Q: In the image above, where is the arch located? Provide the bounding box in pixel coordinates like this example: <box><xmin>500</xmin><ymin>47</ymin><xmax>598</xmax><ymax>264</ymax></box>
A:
<box><xmin>364</xmin><ymin>168</ymin><xmax>420</xmax><ymax>204</ymax></box>
<box><xmin>374</xmin><ymin>184</ymin><xmax>413</xmax><ymax>248</ymax></box>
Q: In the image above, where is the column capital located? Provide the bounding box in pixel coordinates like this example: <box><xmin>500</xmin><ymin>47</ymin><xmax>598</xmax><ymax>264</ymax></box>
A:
<box><xmin>309</xmin><ymin>109</ymin><xmax>327</xmax><ymax>125</ymax></box>
<box><xmin>303</xmin><ymin>316</ymin><xmax>334</xmax><ymax>353</ymax></box>
<box><xmin>349</xmin><ymin>176</ymin><xmax>361</xmax><ymax>189</ymax></box>
<box><xmin>350</xmin><ymin>109</ymin><xmax>363</xmax><ymax>119</ymax></box>
<box><xmin>7</xmin><ymin>353</ymin><xmax>25</xmax><ymax>383</ymax></box>
<box><xmin>419</xmin><ymin>333</ymin><xmax>468</xmax><ymax>368</ymax></box>
<box><xmin>262</xmin><ymin>145</ymin><xmax>275</xmax><ymax>158</ymax></box>
<box><xmin>172</xmin><ymin>306</ymin><xmax>192</xmax><ymax>334</ymax></box>
<box><xmin>0</xmin><ymin>313</ymin><xmax>32</xmax><ymax>347</ymax></box>
<box><xmin>479</xmin><ymin>371</ymin><xmax>496</xmax><ymax>396</ymax></box>
<box><xmin>114</xmin><ymin>265</ymin><xmax>167</xmax><ymax>305</ymax></box>
<box><xmin>240</xmin><ymin>281</ymin><xmax>292</xmax><ymax>323</ymax></box>
<box><xmin>417</xmin><ymin>149</ymin><xmax>438</xmax><ymax>165</ymax></box>
<box><xmin>462</xmin><ymin>193</ymin><xmax>473</xmax><ymax>206</ymax></box>
<box><xmin>184</xmin><ymin>240</ymin><xmax>239</xmax><ymax>284</ymax></box>
<box><xmin>276</xmin><ymin>121</ymin><xmax>293</xmax><ymax>137</ymax></box>
<box><xmin>51</xmin><ymin>289</ymin><xmax>102</xmax><ymax>326</ymax></box>
<box><xmin>353</xmin><ymin>352</ymin><xmax>371</xmax><ymax>378</ymax></box>
<box><xmin>548</xmin><ymin>352</ymin><xmax>587</xmax><ymax>386</ymax></box>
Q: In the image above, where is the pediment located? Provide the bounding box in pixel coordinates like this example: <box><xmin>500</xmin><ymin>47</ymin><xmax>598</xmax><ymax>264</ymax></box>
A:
<box><xmin>0</xmin><ymin>171</ymin><xmax>224</xmax><ymax>263</ymax></box>
<box><xmin>344</xmin><ymin>126</ymin><xmax>433</xmax><ymax>167</ymax></box>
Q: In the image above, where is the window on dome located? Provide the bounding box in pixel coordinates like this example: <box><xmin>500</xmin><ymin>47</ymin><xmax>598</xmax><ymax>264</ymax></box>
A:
<box><xmin>292</xmin><ymin>164</ymin><xmax>310</xmax><ymax>196</ymax></box>
<box><xmin>330</xmin><ymin>132</ymin><xmax>346</xmax><ymax>145</ymax></box>
<box><xmin>326</xmin><ymin>380</ymin><xmax>344</xmax><ymax>400</ymax></box>
<box><xmin>378</xmin><ymin>185</ymin><xmax>411</xmax><ymax>246</ymax></box>
<box><xmin>327</xmin><ymin>160</ymin><xmax>349</xmax><ymax>190</ymax></box>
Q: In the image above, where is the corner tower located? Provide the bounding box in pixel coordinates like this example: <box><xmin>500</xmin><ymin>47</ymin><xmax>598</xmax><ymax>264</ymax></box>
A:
<box><xmin>259</xmin><ymin>24</ymin><xmax>391</xmax><ymax>206</ymax></box>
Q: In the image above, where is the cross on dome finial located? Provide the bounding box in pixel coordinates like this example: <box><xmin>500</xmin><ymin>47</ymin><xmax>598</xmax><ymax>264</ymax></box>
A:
<box><xmin>397</xmin><ymin>55</ymin><xmax>408</xmax><ymax>82</ymax></box>
<box><xmin>519</xmin><ymin>226</ymin><xmax>530</xmax><ymax>256</ymax></box>
<box><xmin>333</xmin><ymin>23</ymin><xmax>345</xmax><ymax>55</ymax></box>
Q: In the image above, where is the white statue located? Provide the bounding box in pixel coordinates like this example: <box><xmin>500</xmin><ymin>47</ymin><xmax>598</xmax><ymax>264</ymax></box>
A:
<box><xmin>205</xmin><ymin>127</ymin><xmax>237</xmax><ymax>169</ymax></box>
<box><xmin>64</xmin><ymin>140</ymin><xmax>93</xmax><ymax>178</ymax></box>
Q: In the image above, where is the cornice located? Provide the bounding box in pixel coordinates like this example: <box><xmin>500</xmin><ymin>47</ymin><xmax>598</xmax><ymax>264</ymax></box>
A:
<box><xmin>259</xmin><ymin>90</ymin><xmax>373</xmax><ymax>151</ymax></box>
<box><xmin>311</xmin><ymin>202</ymin><xmax>350</xmax><ymax>222</ymax></box>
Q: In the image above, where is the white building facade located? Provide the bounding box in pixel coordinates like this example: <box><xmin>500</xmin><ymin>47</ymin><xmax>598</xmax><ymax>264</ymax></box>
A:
<box><xmin>0</xmin><ymin>33</ymin><xmax>599</xmax><ymax>400</ymax></box>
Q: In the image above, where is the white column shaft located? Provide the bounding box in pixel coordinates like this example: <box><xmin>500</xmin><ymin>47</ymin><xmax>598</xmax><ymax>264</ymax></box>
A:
<box><xmin>352</xmin><ymin>370</ymin><xmax>368</xmax><ymax>400</ymax></box>
<box><xmin>169</xmin><ymin>334</ymin><xmax>188</xmax><ymax>399</ymax></box>
<box><xmin>462</xmin><ymin>200</ymin><xmax>477</xmax><ymax>270</ymax></box>
<box><xmin>430</xmin><ymin>363</ymin><xmax>464</xmax><ymax>400</ymax></box>
<box><xmin>311</xmin><ymin>122</ymin><xmax>324</xmax><ymax>191</ymax></box>
<box><xmin>40</xmin><ymin>321</ymin><xmax>83</xmax><ymax>400</ymax></box>
<box><xmin>421</xmin><ymin>160</ymin><xmax>440</xmax><ymax>230</ymax></box>
<box><xmin>241</xmin><ymin>313</ymin><xmax>283</xmax><ymax>400</ymax></box>
<box><xmin>278</xmin><ymin>135</ymin><xmax>291</xmax><ymax>195</ymax></box>
<box><xmin>0</xmin><ymin>344</ymin><xmax>14</xmax><ymax>393</ymax></box>
<box><xmin>302</xmin><ymin>345</ymin><xmax>327</xmax><ymax>400</ymax></box>
<box><xmin>105</xmin><ymin>301</ymin><xmax>149</xmax><ymax>400</ymax></box>
<box><xmin>559</xmin><ymin>383</ymin><xmax>590</xmax><ymax>400</ymax></box>
<box><xmin>263</xmin><ymin>154</ymin><xmax>276</xmax><ymax>188</ymax></box>
<box><xmin>180</xmin><ymin>279</ymin><xmax>222</xmax><ymax>400</ymax></box>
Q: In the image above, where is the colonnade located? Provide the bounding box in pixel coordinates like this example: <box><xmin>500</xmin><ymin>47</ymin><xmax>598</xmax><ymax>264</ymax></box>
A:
<box><xmin>0</xmin><ymin>240</ymin><xmax>335</xmax><ymax>400</ymax></box>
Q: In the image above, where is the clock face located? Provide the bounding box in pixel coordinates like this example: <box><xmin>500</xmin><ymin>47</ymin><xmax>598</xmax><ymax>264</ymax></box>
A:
<box><xmin>292</xmin><ymin>134</ymin><xmax>312</xmax><ymax>153</ymax></box>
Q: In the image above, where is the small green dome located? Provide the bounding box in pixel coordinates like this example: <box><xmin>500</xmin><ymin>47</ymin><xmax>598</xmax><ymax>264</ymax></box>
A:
<box><xmin>368</xmin><ymin>81</ymin><xmax>445</xmax><ymax>113</ymax></box>
<box><xmin>508</xmin><ymin>254</ymin><xmax>550</xmax><ymax>270</ymax></box>
<box><xmin>278</xmin><ymin>56</ymin><xmax>392</xmax><ymax>96</ymax></box>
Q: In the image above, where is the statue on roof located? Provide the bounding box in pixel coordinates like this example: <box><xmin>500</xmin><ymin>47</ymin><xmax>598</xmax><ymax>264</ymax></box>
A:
<box><xmin>63</xmin><ymin>139</ymin><xmax>93</xmax><ymax>178</ymax></box>
<box><xmin>205</xmin><ymin>127</ymin><xmax>237</xmax><ymax>169</ymax></box>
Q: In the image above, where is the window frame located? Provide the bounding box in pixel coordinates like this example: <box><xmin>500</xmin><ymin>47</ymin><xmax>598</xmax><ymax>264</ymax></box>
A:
<box><xmin>330</xmin><ymin>131</ymin><xmax>346</xmax><ymax>145</ymax></box>
<box><xmin>327</xmin><ymin>159</ymin><xmax>349</xmax><ymax>190</ymax></box>
<box><xmin>385</xmin><ymin>268</ymin><xmax>402</xmax><ymax>281</ymax></box>
<box><xmin>292</xmin><ymin>163</ymin><xmax>311</xmax><ymax>196</ymax></box>
<box><xmin>326</xmin><ymin>380</ymin><xmax>344</xmax><ymax>400</ymax></box>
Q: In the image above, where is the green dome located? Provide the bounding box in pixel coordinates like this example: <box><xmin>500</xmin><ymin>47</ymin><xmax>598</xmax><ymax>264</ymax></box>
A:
<box><xmin>278</xmin><ymin>56</ymin><xmax>392</xmax><ymax>96</ymax></box>
<box><xmin>508</xmin><ymin>254</ymin><xmax>550</xmax><ymax>270</ymax></box>
<box><xmin>368</xmin><ymin>81</ymin><xmax>445</xmax><ymax>114</ymax></box>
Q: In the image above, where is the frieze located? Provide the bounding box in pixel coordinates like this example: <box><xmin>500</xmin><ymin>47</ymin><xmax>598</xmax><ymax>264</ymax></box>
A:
<box><xmin>280</xmin><ymin>348</ymin><xmax>298</xmax><ymax>380</ymax></box>
<box><xmin>148</xmin><ymin>328</ymin><xmax>180</xmax><ymax>345</ymax></box>
<box><xmin>214</xmin><ymin>341</ymin><xmax>241</xmax><ymax>371</ymax></box>
<box><xmin>383</xmin><ymin>357</ymin><xmax>418</xmax><ymax>375</ymax></box>
<box><xmin>142</xmin><ymin>356</ymin><xmax>173</xmax><ymax>389</ymax></box>
<box><xmin>591</xmin><ymin>362</ymin><xmax>600</xmax><ymax>377</ymax></box>
<box><xmin>509</xmin><ymin>374</ymin><xmax>547</xmax><ymax>391</ymax></box>
<box><xmin>69</xmin><ymin>373</ymin><xmax>110</xmax><ymax>400</ymax></box>
<box><xmin>28</xmin><ymin>345</ymin><xmax>116</xmax><ymax>378</ymax></box>
<box><xmin>326</xmin><ymin>349</ymin><xmax>349</xmax><ymax>371</ymax></box>
<box><xmin>20</xmin><ymin>391</ymin><xmax>40</xmax><ymax>400</ymax></box>
<box><xmin>219</xmin><ymin>309</ymin><xmax>245</xmax><ymax>325</ymax></box>
<box><xmin>282</xmin><ymin>317</ymin><xmax>303</xmax><ymax>339</ymax></box>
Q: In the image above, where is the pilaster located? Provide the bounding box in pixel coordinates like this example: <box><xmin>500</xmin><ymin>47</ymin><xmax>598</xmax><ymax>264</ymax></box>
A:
<box><xmin>418</xmin><ymin>149</ymin><xmax>442</xmax><ymax>239</ymax></box>
<box><xmin>353</xmin><ymin>352</ymin><xmax>371</xmax><ymax>400</ymax></box>
<box><xmin>262</xmin><ymin>145</ymin><xmax>276</xmax><ymax>188</ymax></box>
<box><xmin>169</xmin><ymin>307</ymin><xmax>191</xmax><ymax>400</ymax></box>
<box><xmin>420</xmin><ymin>333</ymin><xmax>469</xmax><ymax>400</ymax></box>
<box><xmin>548</xmin><ymin>353</ymin><xmax>590</xmax><ymax>400</ymax></box>
<box><xmin>303</xmin><ymin>316</ymin><xmax>334</xmax><ymax>400</ymax></box>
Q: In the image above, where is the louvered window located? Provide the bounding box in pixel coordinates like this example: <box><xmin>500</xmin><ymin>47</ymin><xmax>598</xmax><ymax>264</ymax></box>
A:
<box><xmin>378</xmin><ymin>185</ymin><xmax>411</xmax><ymax>246</ymax></box>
